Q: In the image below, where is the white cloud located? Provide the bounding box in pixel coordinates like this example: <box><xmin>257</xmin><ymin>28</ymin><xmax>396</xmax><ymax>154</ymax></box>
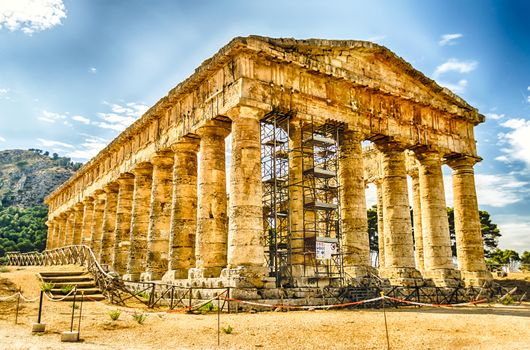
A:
<box><xmin>95</xmin><ymin>101</ymin><xmax>148</xmax><ymax>132</ymax></box>
<box><xmin>439</xmin><ymin>33</ymin><xmax>463</xmax><ymax>46</ymax></box>
<box><xmin>0</xmin><ymin>136</ymin><xmax>6</xmax><ymax>142</ymax></box>
<box><xmin>71</xmin><ymin>115</ymin><xmax>90</xmax><ymax>124</ymax></box>
<box><xmin>89</xmin><ymin>67</ymin><xmax>97</xmax><ymax>74</ymax></box>
<box><xmin>438</xmin><ymin>79</ymin><xmax>468</xmax><ymax>93</ymax></box>
<box><xmin>486</xmin><ymin>113</ymin><xmax>505</xmax><ymax>121</ymax></box>
<box><xmin>366</xmin><ymin>35</ymin><xmax>387</xmax><ymax>42</ymax></box>
<box><xmin>0</xmin><ymin>0</ymin><xmax>66</xmax><ymax>35</ymax></box>
<box><xmin>434</xmin><ymin>58</ymin><xmax>478</xmax><ymax>78</ymax></box>
<box><xmin>495</xmin><ymin>215</ymin><xmax>530</xmax><ymax>252</ymax></box>
<box><xmin>497</xmin><ymin>118</ymin><xmax>530</xmax><ymax>168</ymax></box>
<box><xmin>0</xmin><ymin>88</ymin><xmax>10</xmax><ymax>99</ymax></box>
<box><xmin>66</xmin><ymin>135</ymin><xmax>108</xmax><ymax>161</ymax></box>
<box><xmin>37</xmin><ymin>138</ymin><xmax>74</xmax><ymax>149</ymax></box>
<box><xmin>38</xmin><ymin>110</ymin><xmax>67</xmax><ymax>123</ymax></box>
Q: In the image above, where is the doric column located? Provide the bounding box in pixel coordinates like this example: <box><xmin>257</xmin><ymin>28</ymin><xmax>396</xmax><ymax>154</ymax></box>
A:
<box><xmin>112</xmin><ymin>173</ymin><xmax>134</xmax><ymax>275</ymax></box>
<box><xmin>338</xmin><ymin>129</ymin><xmax>373</xmax><ymax>277</ymax></box>
<box><xmin>124</xmin><ymin>163</ymin><xmax>153</xmax><ymax>281</ymax></box>
<box><xmin>71</xmin><ymin>203</ymin><xmax>85</xmax><ymax>245</ymax></box>
<box><xmin>446</xmin><ymin>156</ymin><xmax>492</xmax><ymax>286</ymax></box>
<box><xmin>375</xmin><ymin>179</ymin><xmax>385</xmax><ymax>268</ymax></box>
<box><xmin>195</xmin><ymin>120</ymin><xmax>231</xmax><ymax>278</ymax></box>
<box><xmin>142</xmin><ymin>151</ymin><xmax>174</xmax><ymax>281</ymax></box>
<box><xmin>374</xmin><ymin>141</ymin><xmax>422</xmax><ymax>286</ymax></box>
<box><xmin>90</xmin><ymin>190</ymin><xmax>106</xmax><ymax>257</ymax></box>
<box><xmin>416</xmin><ymin>151</ymin><xmax>460</xmax><ymax>286</ymax></box>
<box><xmin>288</xmin><ymin>118</ymin><xmax>305</xmax><ymax>275</ymax></box>
<box><xmin>81</xmin><ymin>197</ymin><xmax>95</xmax><ymax>246</ymax></box>
<box><xmin>226</xmin><ymin>107</ymin><xmax>267</xmax><ymax>285</ymax></box>
<box><xmin>56</xmin><ymin>213</ymin><xmax>67</xmax><ymax>248</ymax></box>
<box><xmin>409</xmin><ymin>167</ymin><xmax>424</xmax><ymax>273</ymax></box>
<box><xmin>99</xmin><ymin>183</ymin><xmax>119</xmax><ymax>266</ymax></box>
<box><xmin>163</xmin><ymin>136</ymin><xmax>200</xmax><ymax>281</ymax></box>
<box><xmin>64</xmin><ymin>209</ymin><xmax>75</xmax><ymax>246</ymax></box>
<box><xmin>45</xmin><ymin>221</ymin><xmax>55</xmax><ymax>250</ymax></box>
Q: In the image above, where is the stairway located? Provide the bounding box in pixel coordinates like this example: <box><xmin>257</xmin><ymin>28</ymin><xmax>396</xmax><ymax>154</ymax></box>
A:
<box><xmin>38</xmin><ymin>270</ymin><xmax>105</xmax><ymax>302</ymax></box>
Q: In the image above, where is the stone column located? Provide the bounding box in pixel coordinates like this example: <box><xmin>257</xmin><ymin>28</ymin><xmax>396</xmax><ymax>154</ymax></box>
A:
<box><xmin>338</xmin><ymin>129</ymin><xmax>374</xmax><ymax>277</ymax></box>
<box><xmin>375</xmin><ymin>180</ymin><xmax>385</xmax><ymax>268</ymax></box>
<box><xmin>446</xmin><ymin>156</ymin><xmax>492</xmax><ymax>286</ymax></box>
<box><xmin>90</xmin><ymin>190</ymin><xmax>106</xmax><ymax>258</ymax></box>
<box><xmin>45</xmin><ymin>221</ymin><xmax>55</xmax><ymax>250</ymax></box>
<box><xmin>375</xmin><ymin>142</ymin><xmax>422</xmax><ymax>286</ymax></box>
<box><xmin>409</xmin><ymin>168</ymin><xmax>424</xmax><ymax>273</ymax></box>
<box><xmin>416</xmin><ymin>151</ymin><xmax>460</xmax><ymax>286</ymax></box>
<box><xmin>226</xmin><ymin>107</ymin><xmax>267</xmax><ymax>286</ymax></box>
<box><xmin>288</xmin><ymin>118</ymin><xmax>305</xmax><ymax>276</ymax></box>
<box><xmin>99</xmin><ymin>183</ymin><xmax>119</xmax><ymax>266</ymax></box>
<box><xmin>163</xmin><ymin>136</ymin><xmax>200</xmax><ymax>281</ymax></box>
<box><xmin>56</xmin><ymin>213</ymin><xmax>67</xmax><ymax>249</ymax></box>
<box><xmin>142</xmin><ymin>151</ymin><xmax>174</xmax><ymax>281</ymax></box>
<box><xmin>71</xmin><ymin>203</ymin><xmax>85</xmax><ymax>245</ymax></box>
<box><xmin>64</xmin><ymin>210</ymin><xmax>75</xmax><ymax>246</ymax></box>
<box><xmin>195</xmin><ymin>120</ymin><xmax>231</xmax><ymax>278</ymax></box>
<box><xmin>112</xmin><ymin>173</ymin><xmax>134</xmax><ymax>275</ymax></box>
<box><xmin>124</xmin><ymin>163</ymin><xmax>153</xmax><ymax>281</ymax></box>
<box><xmin>81</xmin><ymin>197</ymin><xmax>95</xmax><ymax>246</ymax></box>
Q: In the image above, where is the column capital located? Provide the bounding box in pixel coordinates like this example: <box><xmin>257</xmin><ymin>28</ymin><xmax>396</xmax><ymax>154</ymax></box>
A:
<box><xmin>414</xmin><ymin>149</ymin><xmax>442</xmax><ymax>163</ymax></box>
<box><xmin>339</xmin><ymin>128</ymin><xmax>365</xmax><ymax>143</ymax></box>
<box><xmin>82</xmin><ymin>196</ymin><xmax>94</xmax><ymax>205</ymax></box>
<box><xmin>373</xmin><ymin>139</ymin><xmax>406</xmax><ymax>153</ymax></box>
<box><xmin>116</xmin><ymin>172</ymin><xmax>135</xmax><ymax>186</ymax></box>
<box><xmin>226</xmin><ymin>105</ymin><xmax>266</xmax><ymax>121</ymax></box>
<box><xmin>445</xmin><ymin>155</ymin><xmax>481</xmax><ymax>170</ymax></box>
<box><xmin>196</xmin><ymin>118</ymin><xmax>231</xmax><ymax>138</ymax></box>
<box><xmin>171</xmin><ymin>135</ymin><xmax>200</xmax><ymax>153</ymax></box>
<box><xmin>151</xmin><ymin>150</ymin><xmax>174</xmax><ymax>166</ymax></box>
<box><xmin>131</xmin><ymin>162</ymin><xmax>153</xmax><ymax>177</ymax></box>
<box><xmin>74</xmin><ymin>202</ymin><xmax>84</xmax><ymax>210</ymax></box>
<box><xmin>103</xmin><ymin>182</ymin><xmax>119</xmax><ymax>194</ymax></box>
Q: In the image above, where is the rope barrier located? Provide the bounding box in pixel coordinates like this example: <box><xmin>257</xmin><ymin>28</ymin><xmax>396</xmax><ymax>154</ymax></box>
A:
<box><xmin>43</xmin><ymin>287</ymin><xmax>78</xmax><ymax>302</ymax></box>
<box><xmin>0</xmin><ymin>292</ymin><xmax>39</xmax><ymax>302</ymax></box>
<box><xmin>382</xmin><ymin>296</ymin><xmax>489</xmax><ymax>308</ymax></box>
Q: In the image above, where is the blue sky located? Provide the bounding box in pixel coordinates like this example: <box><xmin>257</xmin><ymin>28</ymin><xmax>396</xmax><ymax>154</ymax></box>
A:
<box><xmin>0</xmin><ymin>0</ymin><xmax>529</xmax><ymax>252</ymax></box>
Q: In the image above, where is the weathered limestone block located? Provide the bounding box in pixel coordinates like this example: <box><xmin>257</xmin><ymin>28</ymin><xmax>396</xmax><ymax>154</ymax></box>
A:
<box><xmin>124</xmin><ymin>163</ymin><xmax>153</xmax><ymax>281</ymax></box>
<box><xmin>226</xmin><ymin>107</ymin><xmax>267</xmax><ymax>286</ymax></box>
<box><xmin>90</xmin><ymin>190</ymin><xmax>106</xmax><ymax>258</ymax></box>
<box><xmin>338</xmin><ymin>129</ymin><xmax>374</xmax><ymax>277</ymax></box>
<box><xmin>164</xmin><ymin>136</ymin><xmax>200</xmax><ymax>281</ymax></box>
<box><xmin>64</xmin><ymin>210</ymin><xmax>75</xmax><ymax>246</ymax></box>
<box><xmin>99</xmin><ymin>183</ymin><xmax>119</xmax><ymax>266</ymax></box>
<box><xmin>375</xmin><ymin>180</ymin><xmax>385</xmax><ymax>268</ymax></box>
<box><xmin>71</xmin><ymin>203</ymin><xmax>84</xmax><ymax>245</ymax></box>
<box><xmin>416</xmin><ymin>151</ymin><xmax>461</xmax><ymax>287</ymax></box>
<box><xmin>142</xmin><ymin>151</ymin><xmax>174</xmax><ymax>281</ymax></box>
<box><xmin>288</xmin><ymin>118</ymin><xmax>305</xmax><ymax>274</ymax></box>
<box><xmin>81</xmin><ymin>197</ymin><xmax>94</xmax><ymax>246</ymax></box>
<box><xmin>409</xmin><ymin>168</ymin><xmax>424</xmax><ymax>273</ymax></box>
<box><xmin>446</xmin><ymin>156</ymin><xmax>492</xmax><ymax>286</ymax></box>
<box><xmin>112</xmin><ymin>173</ymin><xmax>134</xmax><ymax>275</ymax></box>
<box><xmin>56</xmin><ymin>213</ymin><xmax>67</xmax><ymax>249</ymax></box>
<box><xmin>195</xmin><ymin>120</ymin><xmax>231</xmax><ymax>278</ymax></box>
<box><xmin>375</xmin><ymin>141</ymin><xmax>422</xmax><ymax>286</ymax></box>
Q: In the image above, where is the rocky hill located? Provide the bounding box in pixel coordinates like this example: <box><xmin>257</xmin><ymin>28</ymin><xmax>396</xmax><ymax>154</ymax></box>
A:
<box><xmin>0</xmin><ymin>149</ymin><xmax>82</xmax><ymax>208</ymax></box>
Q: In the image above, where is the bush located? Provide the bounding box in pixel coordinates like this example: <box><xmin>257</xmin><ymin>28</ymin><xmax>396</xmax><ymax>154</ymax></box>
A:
<box><xmin>0</xmin><ymin>266</ymin><xmax>9</xmax><ymax>273</ymax></box>
<box><xmin>108</xmin><ymin>309</ymin><xmax>121</xmax><ymax>321</ymax></box>
<box><xmin>40</xmin><ymin>282</ymin><xmax>54</xmax><ymax>292</ymax></box>
<box><xmin>222</xmin><ymin>325</ymin><xmax>234</xmax><ymax>334</ymax></box>
<box><xmin>132</xmin><ymin>312</ymin><xmax>147</xmax><ymax>325</ymax></box>
<box><xmin>60</xmin><ymin>284</ymin><xmax>75</xmax><ymax>295</ymax></box>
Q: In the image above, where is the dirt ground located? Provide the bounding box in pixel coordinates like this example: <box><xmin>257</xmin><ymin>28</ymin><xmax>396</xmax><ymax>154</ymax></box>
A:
<box><xmin>1</xmin><ymin>267</ymin><xmax>529</xmax><ymax>350</ymax></box>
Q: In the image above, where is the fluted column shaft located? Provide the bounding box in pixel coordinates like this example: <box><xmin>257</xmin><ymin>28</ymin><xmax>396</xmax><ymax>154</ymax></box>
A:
<box><xmin>56</xmin><ymin>214</ymin><xmax>67</xmax><ymax>248</ymax></box>
<box><xmin>375</xmin><ymin>180</ymin><xmax>385</xmax><ymax>268</ymax></box>
<box><xmin>143</xmin><ymin>152</ymin><xmax>174</xmax><ymax>281</ymax></box>
<box><xmin>81</xmin><ymin>198</ymin><xmax>95</xmax><ymax>246</ymax></box>
<box><xmin>288</xmin><ymin>119</ymin><xmax>305</xmax><ymax>271</ymax></box>
<box><xmin>447</xmin><ymin>156</ymin><xmax>491</xmax><ymax>286</ymax></box>
<box><xmin>90</xmin><ymin>191</ymin><xmax>106</xmax><ymax>257</ymax></box>
<box><xmin>72</xmin><ymin>204</ymin><xmax>84</xmax><ymax>245</ymax></box>
<box><xmin>227</xmin><ymin>107</ymin><xmax>266</xmax><ymax>279</ymax></box>
<box><xmin>338</xmin><ymin>129</ymin><xmax>372</xmax><ymax>276</ymax></box>
<box><xmin>196</xmin><ymin>121</ymin><xmax>231</xmax><ymax>278</ymax></box>
<box><xmin>166</xmin><ymin>137</ymin><xmax>200</xmax><ymax>280</ymax></box>
<box><xmin>46</xmin><ymin>221</ymin><xmax>55</xmax><ymax>250</ymax></box>
<box><xmin>410</xmin><ymin>169</ymin><xmax>424</xmax><ymax>273</ymax></box>
<box><xmin>99</xmin><ymin>183</ymin><xmax>119</xmax><ymax>265</ymax></box>
<box><xmin>125</xmin><ymin>164</ymin><xmax>153</xmax><ymax>281</ymax></box>
<box><xmin>64</xmin><ymin>210</ymin><xmax>75</xmax><ymax>246</ymax></box>
<box><xmin>112</xmin><ymin>174</ymin><xmax>134</xmax><ymax>275</ymax></box>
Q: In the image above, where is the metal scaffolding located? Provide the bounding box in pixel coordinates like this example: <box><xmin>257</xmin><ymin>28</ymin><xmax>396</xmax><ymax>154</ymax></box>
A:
<box><xmin>261</xmin><ymin>110</ymin><xmax>344</xmax><ymax>287</ymax></box>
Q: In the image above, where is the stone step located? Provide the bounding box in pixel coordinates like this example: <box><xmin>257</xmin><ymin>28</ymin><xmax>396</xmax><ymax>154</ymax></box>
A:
<box><xmin>39</xmin><ymin>271</ymin><xmax>86</xmax><ymax>277</ymax></box>
<box><xmin>48</xmin><ymin>293</ymin><xmax>106</xmax><ymax>302</ymax></box>
<box><xmin>45</xmin><ymin>281</ymin><xmax>96</xmax><ymax>288</ymax></box>
<box><xmin>50</xmin><ymin>287</ymin><xmax>102</xmax><ymax>295</ymax></box>
<box><xmin>42</xmin><ymin>275</ymin><xmax>93</xmax><ymax>282</ymax></box>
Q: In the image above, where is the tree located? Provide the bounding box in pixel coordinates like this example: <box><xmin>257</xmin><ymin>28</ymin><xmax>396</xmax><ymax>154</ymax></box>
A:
<box><xmin>486</xmin><ymin>249</ymin><xmax>520</xmax><ymax>271</ymax></box>
<box><xmin>367</xmin><ymin>205</ymin><xmax>378</xmax><ymax>252</ymax></box>
<box><xmin>0</xmin><ymin>205</ymin><xmax>48</xmax><ymax>256</ymax></box>
<box><xmin>520</xmin><ymin>251</ymin><xmax>530</xmax><ymax>271</ymax></box>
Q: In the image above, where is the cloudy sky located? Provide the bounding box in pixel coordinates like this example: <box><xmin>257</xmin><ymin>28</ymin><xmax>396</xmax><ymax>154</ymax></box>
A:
<box><xmin>0</xmin><ymin>0</ymin><xmax>529</xmax><ymax>252</ymax></box>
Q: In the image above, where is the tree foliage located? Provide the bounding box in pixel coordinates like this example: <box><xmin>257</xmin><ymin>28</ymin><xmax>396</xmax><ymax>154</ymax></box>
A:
<box><xmin>0</xmin><ymin>205</ymin><xmax>48</xmax><ymax>256</ymax></box>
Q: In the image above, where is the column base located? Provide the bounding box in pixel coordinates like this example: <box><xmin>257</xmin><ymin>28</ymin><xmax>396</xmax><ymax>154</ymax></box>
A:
<box><xmin>220</xmin><ymin>266</ymin><xmax>268</xmax><ymax>288</ymax></box>
<box><xmin>161</xmin><ymin>269</ymin><xmax>189</xmax><ymax>282</ymax></box>
<box><xmin>379</xmin><ymin>267</ymin><xmax>425</xmax><ymax>287</ymax></box>
<box><xmin>139</xmin><ymin>271</ymin><xmax>163</xmax><ymax>282</ymax></box>
<box><xmin>192</xmin><ymin>266</ymin><xmax>223</xmax><ymax>278</ymax></box>
<box><xmin>423</xmin><ymin>268</ymin><xmax>463</xmax><ymax>287</ymax></box>
<box><xmin>122</xmin><ymin>273</ymin><xmax>140</xmax><ymax>282</ymax></box>
<box><xmin>344</xmin><ymin>265</ymin><xmax>379</xmax><ymax>278</ymax></box>
<box><xmin>461</xmin><ymin>270</ymin><xmax>493</xmax><ymax>287</ymax></box>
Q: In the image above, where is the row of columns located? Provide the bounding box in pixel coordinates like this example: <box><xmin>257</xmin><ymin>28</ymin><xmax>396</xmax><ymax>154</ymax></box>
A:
<box><xmin>47</xmin><ymin>107</ymin><xmax>266</xmax><ymax>284</ymax></box>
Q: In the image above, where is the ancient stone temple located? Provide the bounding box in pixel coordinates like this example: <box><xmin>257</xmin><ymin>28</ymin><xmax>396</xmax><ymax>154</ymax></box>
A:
<box><xmin>44</xmin><ymin>36</ymin><xmax>491</xmax><ymax>289</ymax></box>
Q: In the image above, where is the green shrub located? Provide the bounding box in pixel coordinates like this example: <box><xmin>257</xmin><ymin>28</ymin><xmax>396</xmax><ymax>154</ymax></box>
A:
<box><xmin>222</xmin><ymin>325</ymin><xmax>234</xmax><ymax>334</ymax></box>
<box><xmin>40</xmin><ymin>282</ymin><xmax>54</xmax><ymax>292</ymax></box>
<box><xmin>0</xmin><ymin>266</ymin><xmax>9</xmax><ymax>273</ymax></box>
<box><xmin>132</xmin><ymin>312</ymin><xmax>147</xmax><ymax>325</ymax></box>
<box><xmin>501</xmin><ymin>294</ymin><xmax>514</xmax><ymax>305</ymax></box>
<box><xmin>108</xmin><ymin>309</ymin><xmax>121</xmax><ymax>321</ymax></box>
<box><xmin>60</xmin><ymin>284</ymin><xmax>75</xmax><ymax>295</ymax></box>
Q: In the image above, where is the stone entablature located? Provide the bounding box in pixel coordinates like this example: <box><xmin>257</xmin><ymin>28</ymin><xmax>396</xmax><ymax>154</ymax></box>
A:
<box><xmin>44</xmin><ymin>36</ymin><xmax>490</xmax><ymax>288</ymax></box>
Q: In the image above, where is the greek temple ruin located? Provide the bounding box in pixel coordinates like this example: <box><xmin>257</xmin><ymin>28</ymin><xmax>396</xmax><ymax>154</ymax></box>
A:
<box><xmin>44</xmin><ymin>36</ymin><xmax>492</xmax><ymax>290</ymax></box>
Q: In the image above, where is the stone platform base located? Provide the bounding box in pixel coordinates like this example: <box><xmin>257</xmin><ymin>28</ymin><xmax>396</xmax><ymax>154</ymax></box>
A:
<box><xmin>379</xmin><ymin>267</ymin><xmax>425</xmax><ymax>286</ymax></box>
<box><xmin>423</xmin><ymin>268</ymin><xmax>463</xmax><ymax>287</ymax></box>
<box><xmin>461</xmin><ymin>270</ymin><xmax>493</xmax><ymax>287</ymax></box>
